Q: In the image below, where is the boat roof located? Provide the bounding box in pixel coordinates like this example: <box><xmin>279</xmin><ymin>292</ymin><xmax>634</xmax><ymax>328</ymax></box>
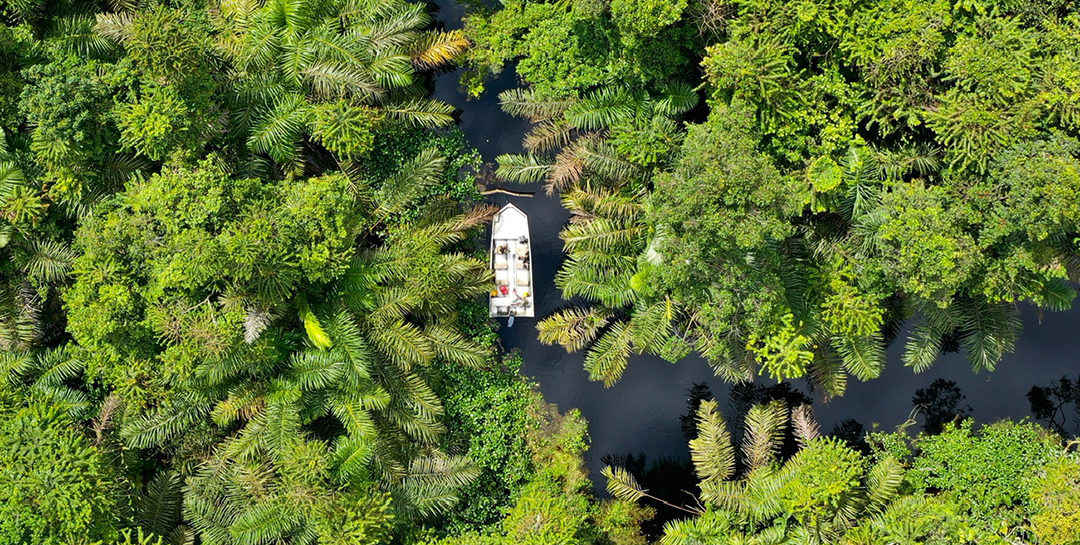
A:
<box><xmin>492</xmin><ymin>203</ymin><xmax>528</xmax><ymax>240</ymax></box>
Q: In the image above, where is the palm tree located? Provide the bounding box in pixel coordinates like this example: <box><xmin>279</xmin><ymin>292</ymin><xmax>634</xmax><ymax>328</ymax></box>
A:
<box><xmin>0</xmin><ymin>145</ymin><xmax>78</xmax><ymax>350</ymax></box>
<box><xmin>117</xmin><ymin>150</ymin><xmax>493</xmax><ymax>538</ymax></box>
<box><xmin>606</xmin><ymin>400</ymin><xmax>907</xmax><ymax>545</ymax></box>
<box><xmin>213</xmin><ymin>0</ymin><xmax>466</xmax><ymax>167</ymax></box>
<box><xmin>536</xmin><ymin>186</ymin><xmax>698</xmax><ymax>385</ymax></box>
<box><xmin>496</xmin><ymin>83</ymin><xmax>698</xmax><ymax>194</ymax></box>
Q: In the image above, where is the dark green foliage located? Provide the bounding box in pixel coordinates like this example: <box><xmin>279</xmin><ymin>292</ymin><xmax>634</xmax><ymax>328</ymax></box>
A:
<box><xmin>431</xmin><ymin>351</ymin><xmax>535</xmax><ymax>531</ymax></box>
<box><xmin>429</xmin><ymin>401</ymin><xmax>652</xmax><ymax>545</ymax></box>
<box><xmin>366</xmin><ymin>127</ymin><xmax>483</xmax><ymax>215</ymax></box>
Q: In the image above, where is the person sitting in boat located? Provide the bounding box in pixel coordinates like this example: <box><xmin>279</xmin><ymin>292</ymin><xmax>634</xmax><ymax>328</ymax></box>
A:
<box><xmin>518</xmin><ymin>249</ymin><xmax>529</xmax><ymax>266</ymax></box>
<box><xmin>497</xmin><ymin>243</ymin><xmax>509</xmax><ymax>255</ymax></box>
<box><xmin>518</xmin><ymin>236</ymin><xmax>528</xmax><ymax>244</ymax></box>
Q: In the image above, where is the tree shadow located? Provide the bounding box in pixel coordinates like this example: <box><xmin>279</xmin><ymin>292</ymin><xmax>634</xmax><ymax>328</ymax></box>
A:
<box><xmin>1027</xmin><ymin>375</ymin><xmax>1080</xmax><ymax>437</ymax></box>
<box><xmin>912</xmin><ymin>378</ymin><xmax>972</xmax><ymax>434</ymax></box>
<box><xmin>599</xmin><ymin>452</ymin><xmax>697</xmax><ymax>540</ymax></box>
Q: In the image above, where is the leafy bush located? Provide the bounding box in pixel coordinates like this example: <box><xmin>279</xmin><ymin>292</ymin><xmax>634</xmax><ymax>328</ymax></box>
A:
<box><xmin>0</xmin><ymin>401</ymin><xmax>119</xmax><ymax>545</ymax></box>
<box><xmin>910</xmin><ymin>420</ymin><xmax>1058</xmax><ymax>525</ymax></box>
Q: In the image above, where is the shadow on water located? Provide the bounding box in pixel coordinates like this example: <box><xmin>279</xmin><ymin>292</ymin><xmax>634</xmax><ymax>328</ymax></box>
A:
<box><xmin>429</xmin><ymin>0</ymin><xmax>1080</xmax><ymax>489</ymax></box>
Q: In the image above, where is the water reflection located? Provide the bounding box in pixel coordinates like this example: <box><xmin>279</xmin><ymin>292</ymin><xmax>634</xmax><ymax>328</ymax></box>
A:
<box><xmin>1028</xmin><ymin>375</ymin><xmax>1080</xmax><ymax>436</ymax></box>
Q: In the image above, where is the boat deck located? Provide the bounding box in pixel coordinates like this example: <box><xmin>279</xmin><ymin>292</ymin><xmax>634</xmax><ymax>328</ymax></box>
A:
<box><xmin>489</xmin><ymin>204</ymin><xmax>534</xmax><ymax>318</ymax></box>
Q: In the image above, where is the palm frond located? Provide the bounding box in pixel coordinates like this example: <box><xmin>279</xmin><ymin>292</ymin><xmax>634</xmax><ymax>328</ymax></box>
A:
<box><xmin>495</xmin><ymin>153</ymin><xmax>552</xmax><ymax>184</ymax></box>
<box><xmin>740</xmin><ymin>401</ymin><xmax>786</xmax><ymax>472</ymax></box>
<box><xmin>689</xmin><ymin>399</ymin><xmax>735</xmax><ymax>483</ymax></box>
<box><xmin>566</xmin><ymin>87</ymin><xmax>634</xmax><ymax>130</ymax></box>
<box><xmin>584</xmin><ymin>320</ymin><xmax>635</xmax><ymax>386</ymax></box>
<box><xmin>22</xmin><ymin>240</ymin><xmax>77</xmax><ymax>283</ymax></box>
<box><xmin>332</xmin><ymin>434</ymin><xmax>375</xmax><ymax>482</ymax></box>
<box><xmin>380</xmin><ymin>98</ymin><xmax>455</xmax><ymax>128</ymax></box>
<box><xmin>135</xmin><ymin>471</ymin><xmax>184</xmax><ymax>537</ymax></box>
<box><xmin>424</xmin><ymin>324</ymin><xmax>488</xmax><ymax>369</ymax></box>
<box><xmin>369</xmin><ymin>318</ymin><xmax>435</xmax><ymax>369</ymax></box>
<box><xmin>602</xmin><ymin>465</ymin><xmax>646</xmax><ymax>502</ymax></box>
<box><xmin>375</xmin><ymin>148</ymin><xmax>445</xmax><ymax>215</ymax></box>
<box><xmin>122</xmin><ymin>396</ymin><xmax>214</xmax><ymax>449</ymax></box>
<box><xmin>410</xmin><ymin>30</ymin><xmax>468</xmax><ymax>69</ymax></box>
<box><xmin>303</xmin><ymin>61</ymin><xmax>385</xmax><ymax>100</ymax></box>
<box><xmin>94</xmin><ymin>11</ymin><xmax>135</xmax><ymax>43</ymax></box>
<box><xmin>957</xmin><ymin>299</ymin><xmax>1020</xmax><ymax>372</ymax></box>
<box><xmin>832</xmin><ymin>333</ymin><xmax>884</xmax><ymax>381</ymax></box>
<box><xmin>654</xmin><ymin>82</ymin><xmax>700</xmax><ymax>117</ymax></box>
<box><xmin>247</xmin><ymin>93</ymin><xmax>311</xmax><ymax>164</ymax></box>
<box><xmin>499</xmin><ymin>88</ymin><xmax>575</xmax><ymax>121</ymax></box>
<box><xmin>537</xmin><ymin>306</ymin><xmax>610</xmax><ymax>352</ymax></box>
<box><xmin>522</xmin><ymin>120</ymin><xmax>574</xmax><ymax>153</ymax></box>
<box><xmin>790</xmin><ymin>404</ymin><xmax>819</xmax><ymax>447</ymax></box>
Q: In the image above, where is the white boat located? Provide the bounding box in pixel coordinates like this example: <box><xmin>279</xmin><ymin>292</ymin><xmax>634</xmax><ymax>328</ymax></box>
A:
<box><xmin>489</xmin><ymin>203</ymin><xmax>534</xmax><ymax>320</ymax></box>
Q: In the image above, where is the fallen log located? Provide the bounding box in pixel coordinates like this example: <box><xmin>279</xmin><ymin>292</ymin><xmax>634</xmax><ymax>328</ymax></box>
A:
<box><xmin>481</xmin><ymin>187</ymin><xmax>534</xmax><ymax>197</ymax></box>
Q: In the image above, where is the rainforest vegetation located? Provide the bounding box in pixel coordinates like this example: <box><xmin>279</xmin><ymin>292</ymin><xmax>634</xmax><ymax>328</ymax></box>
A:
<box><xmin>1</xmin><ymin>0</ymin><xmax>1080</xmax><ymax>543</ymax></box>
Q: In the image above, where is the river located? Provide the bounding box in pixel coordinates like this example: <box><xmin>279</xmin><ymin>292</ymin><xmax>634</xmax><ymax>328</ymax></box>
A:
<box><xmin>430</xmin><ymin>2</ymin><xmax>1080</xmax><ymax>482</ymax></box>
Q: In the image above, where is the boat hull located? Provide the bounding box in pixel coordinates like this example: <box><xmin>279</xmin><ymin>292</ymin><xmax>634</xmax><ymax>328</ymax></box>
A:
<box><xmin>489</xmin><ymin>204</ymin><xmax>535</xmax><ymax>318</ymax></box>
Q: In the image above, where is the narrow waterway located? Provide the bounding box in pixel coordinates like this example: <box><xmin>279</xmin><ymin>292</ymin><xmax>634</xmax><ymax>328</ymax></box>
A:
<box><xmin>431</xmin><ymin>2</ymin><xmax>1080</xmax><ymax>481</ymax></box>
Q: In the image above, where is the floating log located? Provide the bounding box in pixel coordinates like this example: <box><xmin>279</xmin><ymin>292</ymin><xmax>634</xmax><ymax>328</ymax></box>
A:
<box><xmin>481</xmin><ymin>187</ymin><xmax>534</xmax><ymax>197</ymax></box>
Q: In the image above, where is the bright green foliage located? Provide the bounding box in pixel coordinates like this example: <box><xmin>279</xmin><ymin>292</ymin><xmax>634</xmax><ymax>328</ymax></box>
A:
<box><xmin>462</xmin><ymin>0</ymin><xmax>696</xmax><ymax>97</ymax></box>
<box><xmin>116</xmin><ymin>86</ymin><xmax>192</xmax><ymax>161</ymax></box>
<box><xmin>877</xmin><ymin>181</ymin><xmax>978</xmax><ymax>305</ymax></box>
<box><xmin>910</xmin><ymin>420</ymin><xmax>1059</xmax><ymax>527</ymax></box>
<box><xmin>776</xmin><ymin>437</ymin><xmax>865</xmax><ymax>526</ymax></box>
<box><xmin>311</xmin><ymin>101</ymin><xmax>382</xmax><ymax>159</ymax></box>
<box><xmin>1030</xmin><ymin>455</ymin><xmax>1080</xmax><ymax>545</ymax></box>
<box><xmin>119</xmin><ymin>5</ymin><xmax>215</xmax><ymax>86</ymax></box>
<box><xmin>0</xmin><ymin>401</ymin><xmax>118</xmax><ymax>545</ymax></box>
<box><xmin>610</xmin><ymin>0</ymin><xmax>688</xmax><ymax>37</ymax></box>
<box><xmin>63</xmin><ymin>161</ymin><xmax>363</xmax><ymax>394</ymax></box>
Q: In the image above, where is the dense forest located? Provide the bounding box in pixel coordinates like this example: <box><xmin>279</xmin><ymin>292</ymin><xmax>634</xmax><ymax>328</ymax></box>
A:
<box><xmin>1</xmin><ymin>0</ymin><xmax>1080</xmax><ymax>543</ymax></box>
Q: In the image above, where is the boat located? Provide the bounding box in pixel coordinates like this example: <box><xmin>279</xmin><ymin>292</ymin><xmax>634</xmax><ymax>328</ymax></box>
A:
<box><xmin>489</xmin><ymin>203</ymin><xmax>534</xmax><ymax>322</ymax></box>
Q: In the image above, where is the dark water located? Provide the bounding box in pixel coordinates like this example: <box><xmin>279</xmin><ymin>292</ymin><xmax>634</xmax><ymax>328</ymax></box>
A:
<box><xmin>430</xmin><ymin>5</ymin><xmax>1080</xmax><ymax>481</ymax></box>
